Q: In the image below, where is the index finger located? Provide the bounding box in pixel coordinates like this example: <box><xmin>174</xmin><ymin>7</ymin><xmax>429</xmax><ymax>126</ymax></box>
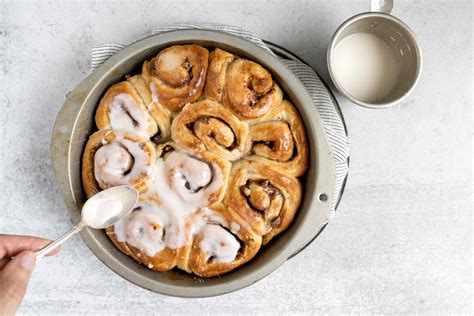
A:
<box><xmin>0</xmin><ymin>234</ymin><xmax>60</xmax><ymax>259</ymax></box>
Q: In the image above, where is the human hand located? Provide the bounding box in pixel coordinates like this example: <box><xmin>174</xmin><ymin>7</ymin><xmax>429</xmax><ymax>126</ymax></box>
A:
<box><xmin>0</xmin><ymin>235</ymin><xmax>60</xmax><ymax>316</ymax></box>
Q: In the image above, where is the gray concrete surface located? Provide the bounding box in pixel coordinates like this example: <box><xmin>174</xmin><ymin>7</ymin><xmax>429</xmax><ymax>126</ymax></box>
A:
<box><xmin>1</xmin><ymin>0</ymin><xmax>472</xmax><ymax>314</ymax></box>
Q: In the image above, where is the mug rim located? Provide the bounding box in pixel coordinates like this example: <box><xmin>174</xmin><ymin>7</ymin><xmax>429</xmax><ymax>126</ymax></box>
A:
<box><xmin>327</xmin><ymin>11</ymin><xmax>423</xmax><ymax>109</ymax></box>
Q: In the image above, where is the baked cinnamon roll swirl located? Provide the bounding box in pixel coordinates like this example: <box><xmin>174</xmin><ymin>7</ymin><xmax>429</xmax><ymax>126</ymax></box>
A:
<box><xmin>224</xmin><ymin>160</ymin><xmax>302</xmax><ymax>245</ymax></box>
<box><xmin>95</xmin><ymin>81</ymin><xmax>158</xmax><ymax>137</ymax></box>
<box><xmin>247</xmin><ymin>100</ymin><xmax>308</xmax><ymax>177</ymax></box>
<box><xmin>171</xmin><ymin>100</ymin><xmax>249</xmax><ymax>161</ymax></box>
<box><xmin>203</xmin><ymin>48</ymin><xmax>237</xmax><ymax>101</ymax></box>
<box><xmin>107</xmin><ymin>195</ymin><xmax>178</xmax><ymax>271</ymax></box>
<box><xmin>127</xmin><ymin>75</ymin><xmax>171</xmax><ymax>144</ymax></box>
<box><xmin>179</xmin><ymin>205</ymin><xmax>262</xmax><ymax>277</ymax></box>
<box><xmin>142</xmin><ymin>45</ymin><xmax>209</xmax><ymax>112</ymax></box>
<box><xmin>82</xmin><ymin>130</ymin><xmax>156</xmax><ymax>197</ymax></box>
<box><xmin>151</xmin><ymin>142</ymin><xmax>231</xmax><ymax>208</ymax></box>
<box><xmin>222</xmin><ymin>59</ymin><xmax>283</xmax><ymax>119</ymax></box>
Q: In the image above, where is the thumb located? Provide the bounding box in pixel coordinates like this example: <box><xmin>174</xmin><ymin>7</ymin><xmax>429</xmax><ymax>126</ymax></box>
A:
<box><xmin>0</xmin><ymin>251</ymin><xmax>36</xmax><ymax>316</ymax></box>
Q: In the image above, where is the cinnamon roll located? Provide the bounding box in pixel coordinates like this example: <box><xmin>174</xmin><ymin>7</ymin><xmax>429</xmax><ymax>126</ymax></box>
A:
<box><xmin>247</xmin><ymin>100</ymin><xmax>308</xmax><ymax>177</ymax></box>
<box><xmin>151</xmin><ymin>142</ymin><xmax>231</xmax><ymax>209</ymax></box>
<box><xmin>222</xmin><ymin>59</ymin><xmax>283</xmax><ymax>119</ymax></box>
<box><xmin>142</xmin><ymin>45</ymin><xmax>209</xmax><ymax>112</ymax></box>
<box><xmin>224</xmin><ymin>160</ymin><xmax>302</xmax><ymax>245</ymax></box>
<box><xmin>127</xmin><ymin>75</ymin><xmax>172</xmax><ymax>144</ymax></box>
<box><xmin>82</xmin><ymin>129</ymin><xmax>156</xmax><ymax>197</ymax></box>
<box><xmin>203</xmin><ymin>48</ymin><xmax>237</xmax><ymax>101</ymax></box>
<box><xmin>95</xmin><ymin>81</ymin><xmax>158</xmax><ymax>137</ymax></box>
<box><xmin>107</xmin><ymin>195</ymin><xmax>178</xmax><ymax>271</ymax></box>
<box><xmin>179</xmin><ymin>205</ymin><xmax>262</xmax><ymax>277</ymax></box>
<box><xmin>171</xmin><ymin>100</ymin><xmax>249</xmax><ymax>161</ymax></box>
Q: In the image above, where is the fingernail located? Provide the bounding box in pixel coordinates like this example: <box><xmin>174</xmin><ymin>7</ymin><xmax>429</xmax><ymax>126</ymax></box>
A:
<box><xmin>19</xmin><ymin>252</ymin><xmax>36</xmax><ymax>271</ymax></box>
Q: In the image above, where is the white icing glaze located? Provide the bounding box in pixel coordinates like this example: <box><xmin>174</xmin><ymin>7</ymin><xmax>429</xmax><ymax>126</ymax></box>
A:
<box><xmin>94</xmin><ymin>133</ymin><xmax>154</xmax><ymax>189</ymax></box>
<box><xmin>159</xmin><ymin>51</ymin><xmax>183</xmax><ymax>72</ymax></box>
<box><xmin>83</xmin><ymin>199</ymin><xmax>123</xmax><ymax>228</ymax></box>
<box><xmin>187</xmin><ymin>207</ymin><xmax>227</xmax><ymax>238</ymax></box>
<box><xmin>198</xmin><ymin>224</ymin><xmax>240</xmax><ymax>263</ymax></box>
<box><xmin>114</xmin><ymin>200</ymin><xmax>177</xmax><ymax>256</ymax></box>
<box><xmin>230</xmin><ymin>222</ymin><xmax>241</xmax><ymax>234</ymax></box>
<box><xmin>147</xmin><ymin>151</ymin><xmax>222</xmax><ymax>214</ymax></box>
<box><xmin>150</xmin><ymin>83</ymin><xmax>159</xmax><ymax>103</ymax></box>
<box><xmin>165</xmin><ymin>152</ymin><xmax>213</xmax><ymax>204</ymax></box>
<box><xmin>94</xmin><ymin>143</ymin><xmax>132</xmax><ymax>184</ymax></box>
<box><xmin>109</xmin><ymin>148</ymin><xmax>240</xmax><ymax>261</ymax></box>
<box><xmin>108</xmin><ymin>93</ymin><xmax>149</xmax><ymax>135</ymax></box>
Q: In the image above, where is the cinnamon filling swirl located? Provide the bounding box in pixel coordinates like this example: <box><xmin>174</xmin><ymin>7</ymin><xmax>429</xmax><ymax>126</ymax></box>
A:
<box><xmin>247</xmin><ymin>100</ymin><xmax>308</xmax><ymax>177</ymax></box>
<box><xmin>186</xmin><ymin>116</ymin><xmax>238</xmax><ymax>151</ymax></box>
<box><xmin>225</xmin><ymin>160</ymin><xmax>302</xmax><ymax>244</ymax></box>
<box><xmin>250</xmin><ymin>121</ymin><xmax>294</xmax><ymax>161</ymax></box>
<box><xmin>171</xmin><ymin>100</ymin><xmax>249</xmax><ymax>161</ymax></box>
<box><xmin>223</xmin><ymin>59</ymin><xmax>283</xmax><ymax>119</ymax></box>
<box><xmin>143</xmin><ymin>45</ymin><xmax>209</xmax><ymax>112</ymax></box>
<box><xmin>240</xmin><ymin>180</ymin><xmax>283</xmax><ymax>220</ymax></box>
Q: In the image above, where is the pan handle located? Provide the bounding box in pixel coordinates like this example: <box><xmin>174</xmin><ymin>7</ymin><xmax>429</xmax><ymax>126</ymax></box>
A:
<box><xmin>371</xmin><ymin>0</ymin><xmax>393</xmax><ymax>14</ymax></box>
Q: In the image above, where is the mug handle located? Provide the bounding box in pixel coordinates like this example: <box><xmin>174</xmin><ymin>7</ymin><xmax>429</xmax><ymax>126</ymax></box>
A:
<box><xmin>371</xmin><ymin>0</ymin><xmax>393</xmax><ymax>14</ymax></box>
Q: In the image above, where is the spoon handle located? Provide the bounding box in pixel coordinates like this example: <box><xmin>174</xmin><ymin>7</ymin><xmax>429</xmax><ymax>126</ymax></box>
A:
<box><xmin>35</xmin><ymin>220</ymin><xmax>87</xmax><ymax>261</ymax></box>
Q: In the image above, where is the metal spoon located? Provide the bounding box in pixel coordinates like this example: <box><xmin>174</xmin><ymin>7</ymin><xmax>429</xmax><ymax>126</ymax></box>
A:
<box><xmin>35</xmin><ymin>185</ymin><xmax>139</xmax><ymax>261</ymax></box>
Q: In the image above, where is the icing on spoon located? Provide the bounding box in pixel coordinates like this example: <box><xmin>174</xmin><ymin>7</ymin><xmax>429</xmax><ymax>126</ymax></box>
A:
<box><xmin>35</xmin><ymin>185</ymin><xmax>139</xmax><ymax>261</ymax></box>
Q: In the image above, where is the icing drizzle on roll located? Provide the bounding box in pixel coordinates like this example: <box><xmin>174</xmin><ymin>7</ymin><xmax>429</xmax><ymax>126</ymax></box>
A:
<box><xmin>93</xmin><ymin>131</ymin><xmax>156</xmax><ymax>192</ymax></box>
<box><xmin>114</xmin><ymin>201</ymin><xmax>172</xmax><ymax>256</ymax></box>
<box><xmin>198</xmin><ymin>224</ymin><xmax>240</xmax><ymax>263</ymax></box>
<box><xmin>108</xmin><ymin>93</ymin><xmax>149</xmax><ymax>134</ymax></box>
<box><xmin>147</xmin><ymin>150</ymin><xmax>224</xmax><ymax>213</ymax></box>
<box><xmin>110</xmin><ymin>147</ymin><xmax>233</xmax><ymax>257</ymax></box>
<box><xmin>95</xmin><ymin>81</ymin><xmax>158</xmax><ymax>138</ymax></box>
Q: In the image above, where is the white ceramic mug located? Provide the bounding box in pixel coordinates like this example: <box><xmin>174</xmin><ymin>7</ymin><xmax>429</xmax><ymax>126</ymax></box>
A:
<box><xmin>327</xmin><ymin>0</ymin><xmax>422</xmax><ymax>108</ymax></box>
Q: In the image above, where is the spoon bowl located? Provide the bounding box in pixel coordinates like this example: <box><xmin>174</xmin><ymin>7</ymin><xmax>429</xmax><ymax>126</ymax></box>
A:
<box><xmin>82</xmin><ymin>185</ymin><xmax>140</xmax><ymax>229</ymax></box>
<box><xmin>35</xmin><ymin>185</ymin><xmax>139</xmax><ymax>260</ymax></box>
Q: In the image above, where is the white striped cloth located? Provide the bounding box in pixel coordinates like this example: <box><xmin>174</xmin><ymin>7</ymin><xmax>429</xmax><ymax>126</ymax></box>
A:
<box><xmin>91</xmin><ymin>24</ymin><xmax>350</xmax><ymax>222</ymax></box>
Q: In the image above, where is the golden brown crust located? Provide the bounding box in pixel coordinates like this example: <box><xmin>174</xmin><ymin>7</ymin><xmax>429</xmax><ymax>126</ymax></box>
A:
<box><xmin>127</xmin><ymin>74</ymin><xmax>172</xmax><ymax>143</ymax></box>
<box><xmin>224</xmin><ymin>160</ymin><xmax>302</xmax><ymax>245</ymax></box>
<box><xmin>95</xmin><ymin>81</ymin><xmax>158</xmax><ymax>137</ymax></box>
<box><xmin>142</xmin><ymin>45</ymin><xmax>209</xmax><ymax>112</ymax></box>
<box><xmin>106</xmin><ymin>196</ymin><xmax>178</xmax><ymax>272</ymax></box>
<box><xmin>180</xmin><ymin>205</ymin><xmax>262</xmax><ymax>277</ymax></box>
<box><xmin>82</xmin><ymin>130</ymin><xmax>105</xmax><ymax>198</ymax></box>
<box><xmin>222</xmin><ymin>59</ymin><xmax>283</xmax><ymax>119</ymax></box>
<box><xmin>171</xmin><ymin>100</ymin><xmax>249</xmax><ymax>161</ymax></box>
<box><xmin>202</xmin><ymin>48</ymin><xmax>237</xmax><ymax>101</ymax></box>
<box><xmin>247</xmin><ymin>100</ymin><xmax>308</xmax><ymax>177</ymax></box>
<box><xmin>82</xmin><ymin>129</ymin><xmax>156</xmax><ymax>198</ymax></box>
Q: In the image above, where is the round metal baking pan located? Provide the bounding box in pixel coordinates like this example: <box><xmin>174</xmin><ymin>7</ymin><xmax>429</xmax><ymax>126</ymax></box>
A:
<box><xmin>51</xmin><ymin>29</ymin><xmax>336</xmax><ymax>297</ymax></box>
